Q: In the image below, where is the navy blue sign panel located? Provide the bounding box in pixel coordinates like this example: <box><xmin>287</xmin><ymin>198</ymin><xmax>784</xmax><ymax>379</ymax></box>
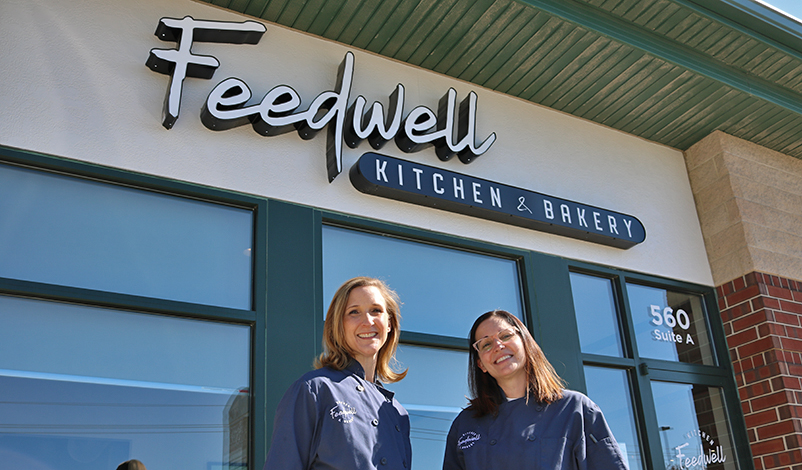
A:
<box><xmin>350</xmin><ymin>153</ymin><xmax>646</xmax><ymax>249</ymax></box>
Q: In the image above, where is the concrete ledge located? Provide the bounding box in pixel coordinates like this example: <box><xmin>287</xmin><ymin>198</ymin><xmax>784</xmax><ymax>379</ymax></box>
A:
<box><xmin>685</xmin><ymin>131</ymin><xmax>802</xmax><ymax>285</ymax></box>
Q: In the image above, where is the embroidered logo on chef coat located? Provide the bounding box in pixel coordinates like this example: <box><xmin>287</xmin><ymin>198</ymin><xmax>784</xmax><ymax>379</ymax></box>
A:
<box><xmin>457</xmin><ymin>431</ymin><xmax>481</xmax><ymax>449</ymax></box>
<box><xmin>329</xmin><ymin>401</ymin><xmax>357</xmax><ymax>423</ymax></box>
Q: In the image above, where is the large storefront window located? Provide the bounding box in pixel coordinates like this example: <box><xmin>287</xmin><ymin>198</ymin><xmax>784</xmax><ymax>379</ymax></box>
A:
<box><xmin>0</xmin><ymin>152</ymin><xmax>260</xmax><ymax>470</ymax></box>
<box><xmin>0</xmin><ymin>162</ymin><xmax>253</xmax><ymax>309</ymax></box>
<box><xmin>0</xmin><ymin>296</ymin><xmax>251</xmax><ymax>470</ymax></box>
<box><xmin>323</xmin><ymin>225</ymin><xmax>522</xmax><ymax>337</ymax></box>
<box><xmin>323</xmin><ymin>224</ymin><xmax>523</xmax><ymax>470</ymax></box>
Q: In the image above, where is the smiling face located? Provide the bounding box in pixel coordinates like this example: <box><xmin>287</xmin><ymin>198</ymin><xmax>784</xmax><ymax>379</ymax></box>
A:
<box><xmin>342</xmin><ymin>285</ymin><xmax>391</xmax><ymax>374</ymax></box>
<box><xmin>474</xmin><ymin>315</ymin><xmax>527</xmax><ymax>394</ymax></box>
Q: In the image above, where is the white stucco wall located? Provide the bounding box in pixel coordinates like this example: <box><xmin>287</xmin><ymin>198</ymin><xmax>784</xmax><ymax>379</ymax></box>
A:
<box><xmin>0</xmin><ymin>0</ymin><xmax>714</xmax><ymax>285</ymax></box>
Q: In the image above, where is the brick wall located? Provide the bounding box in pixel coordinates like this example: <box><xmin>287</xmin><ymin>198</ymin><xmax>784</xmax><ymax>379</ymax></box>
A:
<box><xmin>718</xmin><ymin>272</ymin><xmax>802</xmax><ymax>470</ymax></box>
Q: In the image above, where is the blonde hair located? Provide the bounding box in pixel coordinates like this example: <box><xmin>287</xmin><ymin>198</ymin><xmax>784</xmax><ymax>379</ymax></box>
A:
<box><xmin>315</xmin><ymin>277</ymin><xmax>407</xmax><ymax>383</ymax></box>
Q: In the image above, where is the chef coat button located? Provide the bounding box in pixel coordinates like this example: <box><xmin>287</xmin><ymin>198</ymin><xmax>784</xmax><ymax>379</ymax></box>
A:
<box><xmin>380</xmin><ymin>458</ymin><xmax>387</xmax><ymax>465</ymax></box>
<box><xmin>395</xmin><ymin>425</ymin><xmax>401</xmax><ymax>432</ymax></box>
<box><xmin>489</xmin><ymin>439</ymin><xmax>497</xmax><ymax>446</ymax></box>
<box><xmin>356</xmin><ymin>384</ymin><xmax>364</xmax><ymax>392</ymax></box>
<box><xmin>536</xmin><ymin>406</ymin><xmax>543</xmax><ymax>411</ymax></box>
<box><xmin>372</xmin><ymin>418</ymin><xmax>379</xmax><ymax>426</ymax></box>
<box><xmin>403</xmin><ymin>460</ymin><xmax>408</xmax><ymax>468</ymax></box>
<box><xmin>528</xmin><ymin>435</ymin><xmax>537</xmax><ymax>441</ymax></box>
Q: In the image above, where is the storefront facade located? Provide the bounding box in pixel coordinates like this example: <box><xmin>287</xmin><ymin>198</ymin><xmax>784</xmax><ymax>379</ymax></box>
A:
<box><xmin>1</xmin><ymin>0</ymin><xmax>801</xmax><ymax>469</ymax></box>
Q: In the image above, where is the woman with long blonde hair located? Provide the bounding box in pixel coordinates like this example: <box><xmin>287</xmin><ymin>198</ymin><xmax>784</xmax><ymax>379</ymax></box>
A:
<box><xmin>263</xmin><ymin>277</ymin><xmax>410</xmax><ymax>470</ymax></box>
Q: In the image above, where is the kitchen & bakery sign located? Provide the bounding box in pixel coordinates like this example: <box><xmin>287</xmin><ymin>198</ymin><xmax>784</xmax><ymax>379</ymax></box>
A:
<box><xmin>145</xmin><ymin>16</ymin><xmax>645</xmax><ymax>248</ymax></box>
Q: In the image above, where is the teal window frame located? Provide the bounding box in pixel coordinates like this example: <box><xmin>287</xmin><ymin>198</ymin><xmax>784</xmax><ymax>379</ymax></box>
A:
<box><xmin>555</xmin><ymin>261</ymin><xmax>752</xmax><ymax>470</ymax></box>
<box><xmin>242</xmin><ymin>201</ymin><xmax>756</xmax><ymax>470</ymax></box>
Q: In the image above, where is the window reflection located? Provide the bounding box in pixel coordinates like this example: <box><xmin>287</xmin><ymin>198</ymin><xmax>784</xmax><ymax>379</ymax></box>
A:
<box><xmin>584</xmin><ymin>366</ymin><xmax>643</xmax><ymax>470</ymax></box>
<box><xmin>0</xmin><ymin>374</ymin><xmax>249</xmax><ymax>470</ymax></box>
<box><xmin>627</xmin><ymin>284</ymin><xmax>715</xmax><ymax>365</ymax></box>
<box><xmin>322</xmin><ymin>225</ymin><xmax>523</xmax><ymax>337</ymax></box>
<box><xmin>0</xmin><ymin>163</ymin><xmax>253</xmax><ymax>309</ymax></box>
<box><xmin>570</xmin><ymin>273</ymin><xmax>623</xmax><ymax>357</ymax></box>
<box><xmin>392</xmin><ymin>345</ymin><xmax>470</xmax><ymax>470</ymax></box>
<box><xmin>0</xmin><ymin>296</ymin><xmax>251</xmax><ymax>470</ymax></box>
<box><xmin>651</xmin><ymin>382</ymin><xmax>737</xmax><ymax>470</ymax></box>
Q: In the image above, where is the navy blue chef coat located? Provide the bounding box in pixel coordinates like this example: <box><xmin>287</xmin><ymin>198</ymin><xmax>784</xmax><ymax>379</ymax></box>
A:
<box><xmin>443</xmin><ymin>390</ymin><xmax>627</xmax><ymax>470</ymax></box>
<box><xmin>263</xmin><ymin>360</ymin><xmax>411</xmax><ymax>470</ymax></box>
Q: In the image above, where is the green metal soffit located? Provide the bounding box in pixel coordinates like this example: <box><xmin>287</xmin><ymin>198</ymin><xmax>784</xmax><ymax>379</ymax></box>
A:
<box><xmin>201</xmin><ymin>0</ymin><xmax>802</xmax><ymax>160</ymax></box>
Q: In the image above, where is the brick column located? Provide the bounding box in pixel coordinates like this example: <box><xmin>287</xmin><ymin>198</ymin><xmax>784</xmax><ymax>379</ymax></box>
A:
<box><xmin>718</xmin><ymin>272</ymin><xmax>802</xmax><ymax>470</ymax></box>
<box><xmin>685</xmin><ymin>131</ymin><xmax>802</xmax><ymax>469</ymax></box>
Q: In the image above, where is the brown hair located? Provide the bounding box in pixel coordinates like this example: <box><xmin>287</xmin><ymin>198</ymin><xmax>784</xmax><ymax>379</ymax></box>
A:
<box><xmin>315</xmin><ymin>277</ymin><xmax>407</xmax><ymax>383</ymax></box>
<box><xmin>116</xmin><ymin>460</ymin><xmax>147</xmax><ymax>470</ymax></box>
<box><xmin>468</xmin><ymin>310</ymin><xmax>564</xmax><ymax>416</ymax></box>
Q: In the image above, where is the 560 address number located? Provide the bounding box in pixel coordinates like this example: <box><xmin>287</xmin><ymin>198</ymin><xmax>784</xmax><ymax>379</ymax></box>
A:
<box><xmin>649</xmin><ymin>305</ymin><xmax>695</xmax><ymax>345</ymax></box>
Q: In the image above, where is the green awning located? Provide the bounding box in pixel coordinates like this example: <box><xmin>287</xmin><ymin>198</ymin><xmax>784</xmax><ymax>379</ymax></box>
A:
<box><xmin>202</xmin><ymin>0</ymin><xmax>802</xmax><ymax>159</ymax></box>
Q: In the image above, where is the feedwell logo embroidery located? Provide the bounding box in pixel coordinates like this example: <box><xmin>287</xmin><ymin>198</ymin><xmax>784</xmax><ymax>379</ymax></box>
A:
<box><xmin>457</xmin><ymin>431</ymin><xmax>481</xmax><ymax>450</ymax></box>
<box><xmin>329</xmin><ymin>401</ymin><xmax>357</xmax><ymax>424</ymax></box>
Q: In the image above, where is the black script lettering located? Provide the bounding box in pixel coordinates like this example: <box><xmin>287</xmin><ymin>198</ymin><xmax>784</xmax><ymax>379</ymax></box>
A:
<box><xmin>200</xmin><ymin>50</ymin><xmax>496</xmax><ymax>182</ymax></box>
<box><xmin>395</xmin><ymin>89</ymin><xmax>496</xmax><ymax>164</ymax></box>
<box><xmin>148</xmin><ymin>18</ymin><xmax>497</xmax><ymax>182</ymax></box>
<box><xmin>200</xmin><ymin>80</ymin><xmax>302</xmax><ymax>135</ymax></box>
<box><xmin>201</xmin><ymin>52</ymin><xmax>354</xmax><ymax>182</ymax></box>
<box><xmin>396</xmin><ymin>106</ymin><xmax>437</xmax><ymax>153</ymax></box>
<box><xmin>344</xmin><ymin>85</ymin><xmax>404</xmax><ymax>150</ymax></box>
<box><xmin>146</xmin><ymin>16</ymin><xmax>266</xmax><ymax>129</ymax></box>
<box><xmin>325</xmin><ymin>55</ymin><xmax>356</xmax><ymax>181</ymax></box>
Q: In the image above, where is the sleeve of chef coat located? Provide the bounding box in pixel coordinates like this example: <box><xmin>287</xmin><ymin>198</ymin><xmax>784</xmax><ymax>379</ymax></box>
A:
<box><xmin>263</xmin><ymin>378</ymin><xmax>320</xmax><ymax>470</ymax></box>
<box><xmin>442</xmin><ymin>413</ymin><xmax>466</xmax><ymax>470</ymax></box>
<box><xmin>574</xmin><ymin>396</ymin><xmax>629</xmax><ymax>470</ymax></box>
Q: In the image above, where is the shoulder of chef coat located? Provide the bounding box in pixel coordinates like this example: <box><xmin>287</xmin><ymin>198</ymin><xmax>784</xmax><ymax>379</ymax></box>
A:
<box><xmin>262</xmin><ymin>366</ymin><xmax>343</xmax><ymax>470</ymax></box>
<box><xmin>263</xmin><ymin>361</ymin><xmax>410</xmax><ymax>470</ymax></box>
<box><xmin>560</xmin><ymin>390</ymin><xmax>629</xmax><ymax>470</ymax></box>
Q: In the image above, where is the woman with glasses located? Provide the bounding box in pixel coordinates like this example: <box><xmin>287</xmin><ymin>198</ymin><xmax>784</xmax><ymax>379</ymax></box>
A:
<box><xmin>443</xmin><ymin>310</ymin><xmax>627</xmax><ymax>470</ymax></box>
<box><xmin>263</xmin><ymin>277</ymin><xmax>411</xmax><ymax>470</ymax></box>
